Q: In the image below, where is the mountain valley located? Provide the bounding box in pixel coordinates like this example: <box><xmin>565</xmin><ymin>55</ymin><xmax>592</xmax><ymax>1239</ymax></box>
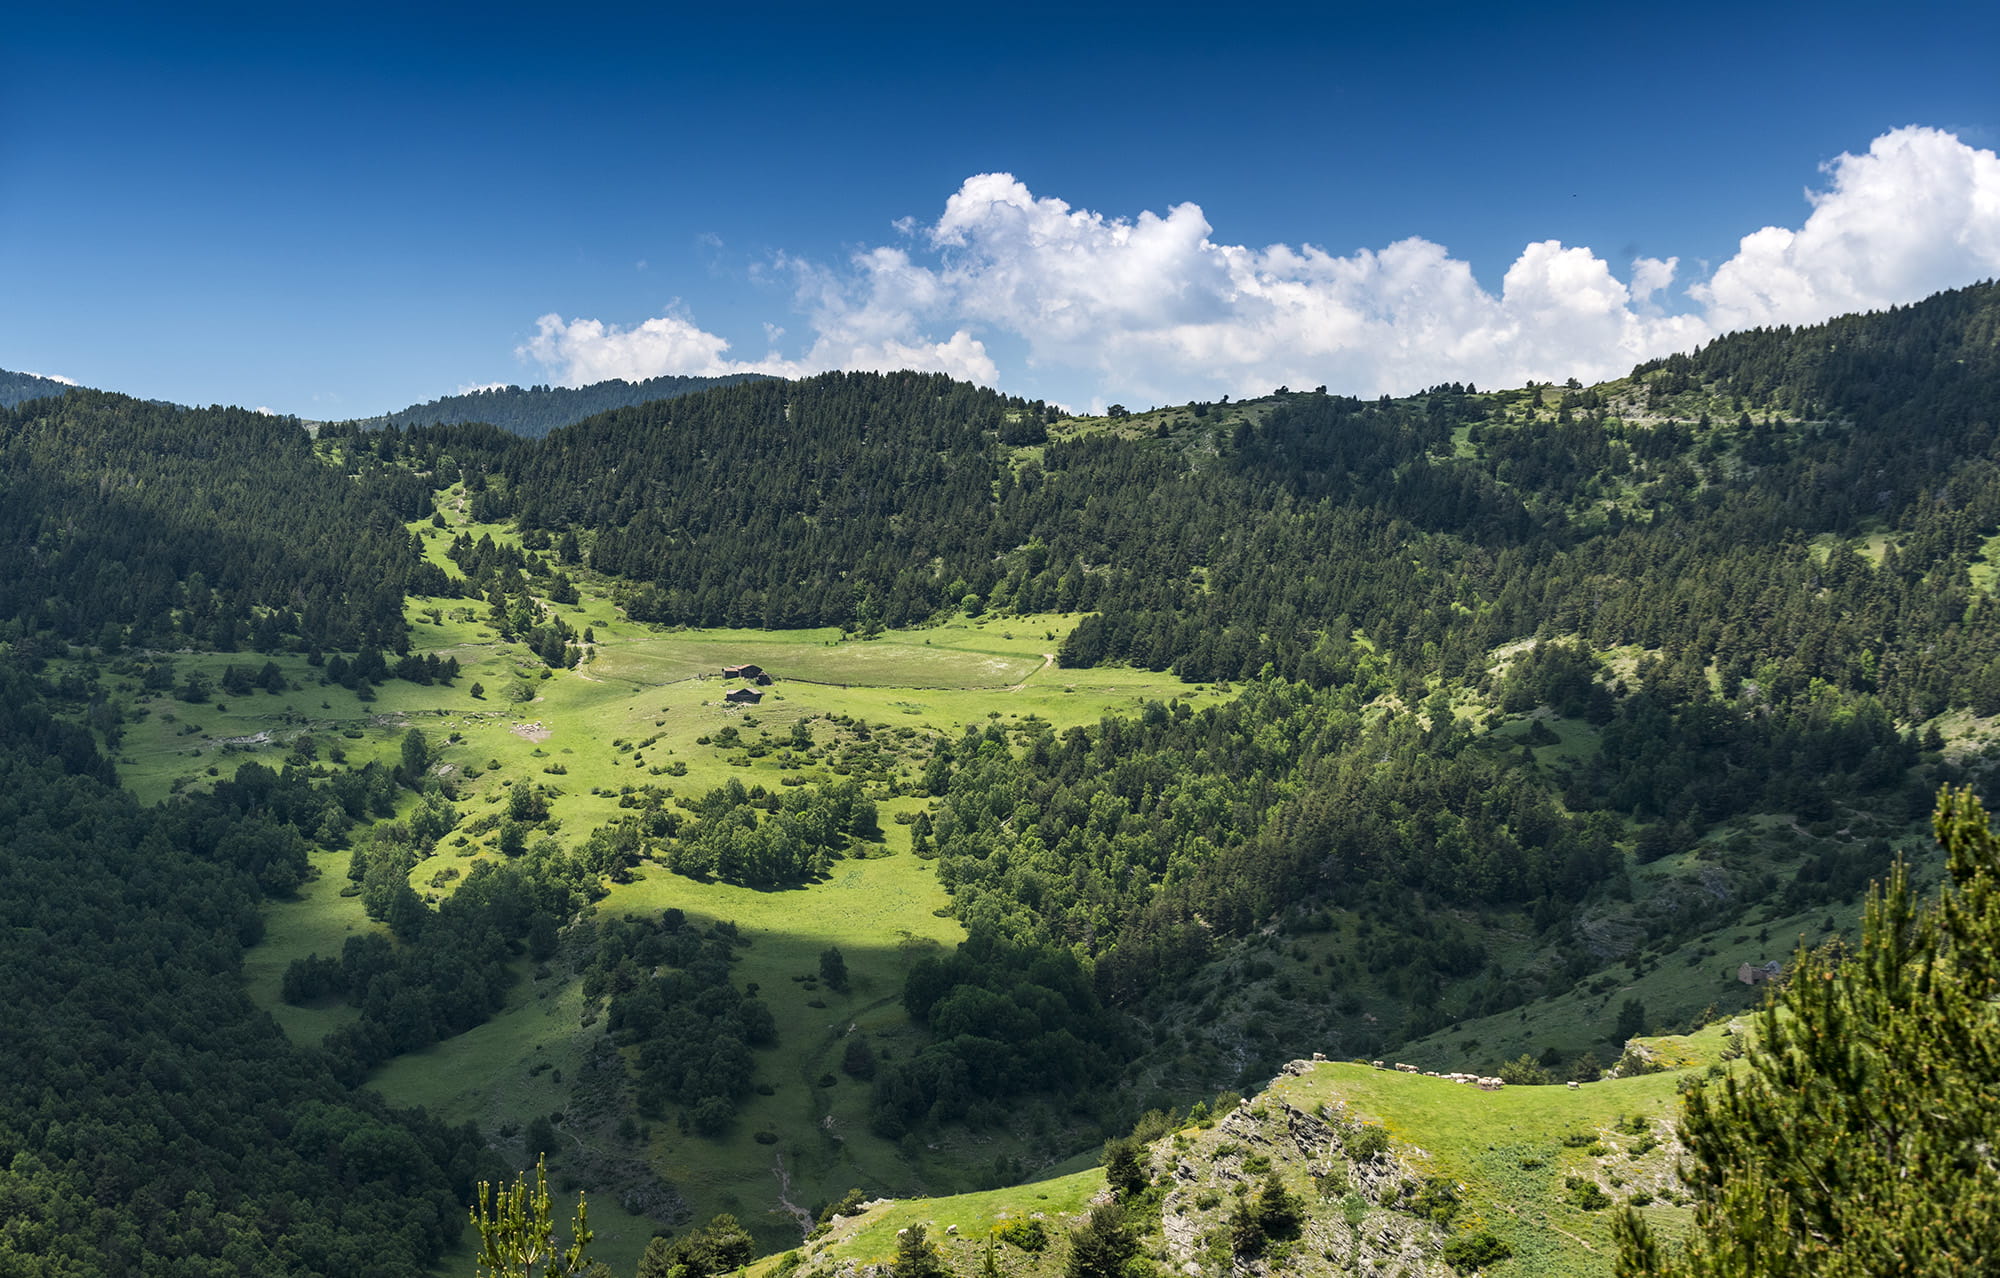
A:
<box><xmin>4</xmin><ymin>282</ymin><xmax>2000</xmax><ymax>1276</ymax></box>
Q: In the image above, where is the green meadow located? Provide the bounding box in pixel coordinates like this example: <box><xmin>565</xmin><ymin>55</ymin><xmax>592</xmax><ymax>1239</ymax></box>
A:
<box><xmin>753</xmin><ymin>1167</ymin><xmax>1106</xmax><ymax>1278</ymax></box>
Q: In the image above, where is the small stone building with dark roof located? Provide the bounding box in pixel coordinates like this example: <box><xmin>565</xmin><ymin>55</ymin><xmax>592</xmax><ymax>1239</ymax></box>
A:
<box><xmin>723</xmin><ymin>687</ymin><xmax>763</xmax><ymax>704</ymax></box>
<box><xmin>1738</xmin><ymin>959</ymin><xmax>1783</xmax><ymax>985</ymax></box>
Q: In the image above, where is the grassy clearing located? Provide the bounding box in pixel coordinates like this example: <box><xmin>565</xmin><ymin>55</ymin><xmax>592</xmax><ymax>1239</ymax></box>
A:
<box><xmin>240</xmin><ymin>845</ymin><xmax>367</xmax><ymax>1042</ymax></box>
<box><xmin>591</xmin><ymin>625</ymin><xmax>1047</xmax><ymax>690</ymax></box>
<box><xmin>1968</xmin><ymin>531</ymin><xmax>2000</xmax><ymax>593</ymax></box>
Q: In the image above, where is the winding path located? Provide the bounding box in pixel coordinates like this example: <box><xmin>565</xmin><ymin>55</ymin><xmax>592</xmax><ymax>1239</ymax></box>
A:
<box><xmin>1006</xmin><ymin>652</ymin><xmax>1057</xmax><ymax>692</ymax></box>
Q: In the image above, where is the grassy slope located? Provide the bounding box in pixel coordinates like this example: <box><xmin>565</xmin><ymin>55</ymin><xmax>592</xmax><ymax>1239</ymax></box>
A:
<box><xmin>1277</xmin><ymin>1055</ymin><xmax>1697</xmax><ymax>1276</ymax></box>
<box><xmin>770</xmin><ymin>1022</ymin><xmax>1736</xmax><ymax>1278</ymax></box>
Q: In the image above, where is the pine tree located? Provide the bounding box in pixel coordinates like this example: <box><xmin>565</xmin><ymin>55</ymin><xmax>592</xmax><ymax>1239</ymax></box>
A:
<box><xmin>1102</xmin><ymin>1136</ymin><xmax>1148</xmax><ymax>1199</ymax></box>
<box><xmin>819</xmin><ymin>945</ymin><xmax>849</xmax><ymax>991</ymax></box>
<box><xmin>1064</xmin><ymin>1201</ymin><xmax>1138</xmax><ymax>1278</ymax></box>
<box><xmin>468</xmin><ymin>1155</ymin><xmax>594</xmax><ymax>1277</ymax></box>
<box><xmin>891</xmin><ymin>1224</ymin><xmax>949</xmax><ymax>1278</ymax></box>
<box><xmin>1616</xmin><ymin>787</ymin><xmax>2000</xmax><ymax>1277</ymax></box>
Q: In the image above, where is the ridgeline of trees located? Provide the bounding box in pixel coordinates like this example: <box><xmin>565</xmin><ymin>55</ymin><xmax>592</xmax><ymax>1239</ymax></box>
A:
<box><xmin>419</xmin><ymin>287</ymin><xmax>2000</xmax><ymax>733</ymax></box>
<box><xmin>340</xmin><ymin>372</ymin><xmax>770</xmax><ymax>439</ymax></box>
<box><xmin>499</xmin><ymin>371</ymin><xmax>1048</xmax><ymax>630</ymax></box>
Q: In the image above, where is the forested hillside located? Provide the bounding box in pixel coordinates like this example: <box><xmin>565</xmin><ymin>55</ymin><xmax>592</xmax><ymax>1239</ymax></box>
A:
<box><xmin>0</xmin><ymin>659</ymin><xmax>495</xmax><ymax>1276</ymax></box>
<box><xmin>499</xmin><ymin>371</ymin><xmax>1055</xmax><ymax>628</ymax></box>
<box><xmin>342</xmin><ymin>372</ymin><xmax>769</xmax><ymax>438</ymax></box>
<box><xmin>0</xmin><ymin>392</ymin><xmax>443</xmax><ymax>652</ymax></box>
<box><xmin>382</xmin><ymin>284</ymin><xmax>2000</xmax><ymax>1114</ymax></box>
<box><xmin>458</xmin><ymin>288</ymin><xmax>2000</xmax><ymax>721</ymax></box>
<box><xmin>2</xmin><ymin>284</ymin><xmax>1999</xmax><ymax>1276</ymax></box>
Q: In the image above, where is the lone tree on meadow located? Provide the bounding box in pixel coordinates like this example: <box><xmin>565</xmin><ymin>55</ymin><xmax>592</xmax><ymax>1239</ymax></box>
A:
<box><xmin>819</xmin><ymin>945</ymin><xmax>849</xmax><ymax>991</ymax></box>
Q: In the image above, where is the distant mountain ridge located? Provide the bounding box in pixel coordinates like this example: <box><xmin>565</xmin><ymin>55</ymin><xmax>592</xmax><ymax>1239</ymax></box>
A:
<box><xmin>0</xmin><ymin>367</ymin><xmax>84</xmax><ymax>408</ymax></box>
<box><xmin>342</xmin><ymin>371</ymin><xmax>772</xmax><ymax>438</ymax></box>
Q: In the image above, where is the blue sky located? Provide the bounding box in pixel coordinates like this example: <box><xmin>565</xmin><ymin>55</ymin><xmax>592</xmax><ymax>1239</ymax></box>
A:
<box><xmin>3</xmin><ymin>2</ymin><xmax>1997</xmax><ymax>416</ymax></box>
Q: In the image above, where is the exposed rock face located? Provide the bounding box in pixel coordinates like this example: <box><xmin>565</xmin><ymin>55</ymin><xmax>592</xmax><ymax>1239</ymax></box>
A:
<box><xmin>1154</xmin><ymin>1081</ymin><xmax>1454</xmax><ymax>1278</ymax></box>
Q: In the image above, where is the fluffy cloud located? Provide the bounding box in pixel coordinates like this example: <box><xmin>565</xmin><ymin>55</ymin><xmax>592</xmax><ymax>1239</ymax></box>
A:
<box><xmin>521</xmin><ymin>126</ymin><xmax>2000</xmax><ymax>404</ymax></box>
<box><xmin>901</xmin><ymin>179</ymin><xmax>1710</xmax><ymax>400</ymax></box>
<box><xmin>520</xmin><ymin>287</ymin><xmax>996</xmax><ymax>390</ymax></box>
<box><xmin>778</xmin><ymin>247</ymin><xmax>1001</xmax><ymax>386</ymax></box>
<box><xmin>1693</xmin><ymin>126</ymin><xmax>2000</xmax><ymax>330</ymax></box>
<box><xmin>24</xmin><ymin>370</ymin><xmax>78</xmax><ymax>385</ymax></box>
<box><xmin>519</xmin><ymin>311</ymin><xmax>751</xmax><ymax>384</ymax></box>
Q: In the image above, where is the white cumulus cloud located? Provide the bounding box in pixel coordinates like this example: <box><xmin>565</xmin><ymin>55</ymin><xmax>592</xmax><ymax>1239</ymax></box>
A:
<box><xmin>24</xmin><ymin>370</ymin><xmax>79</xmax><ymax>385</ymax></box>
<box><xmin>1693</xmin><ymin>126</ymin><xmax>2000</xmax><ymax>331</ymax></box>
<box><xmin>518</xmin><ymin>126</ymin><xmax>2000</xmax><ymax>405</ymax></box>
<box><xmin>520</xmin><ymin>311</ymin><xmax>750</xmax><ymax>384</ymax></box>
<box><xmin>896</xmin><ymin>176</ymin><xmax>1709</xmax><ymax>400</ymax></box>
<box><xmin>519</xmin><ymin>289</ymin><xmax>996</xmax><ymax>389</ymax></box>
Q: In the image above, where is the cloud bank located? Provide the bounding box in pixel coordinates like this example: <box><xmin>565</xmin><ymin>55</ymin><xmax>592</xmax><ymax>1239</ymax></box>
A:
<box><xmin>521</xmin><ymin>126</ymin><xmax>2000</xmax><ymax>405</ymax></box>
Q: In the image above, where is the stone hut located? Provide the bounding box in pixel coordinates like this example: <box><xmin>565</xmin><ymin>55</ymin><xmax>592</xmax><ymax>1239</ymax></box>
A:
<box><xmin>1738</xmin><ymin>959</ymin><xmax>1783</xmax><ymax>985</ymax></box>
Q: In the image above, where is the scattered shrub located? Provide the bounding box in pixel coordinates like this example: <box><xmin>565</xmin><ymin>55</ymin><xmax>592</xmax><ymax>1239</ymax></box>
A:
<box><xmin>994</xmin><ymin>1217</ymin><xmax>1047</xmax><ymax>1252</ymax></box>
<box><xmin>1442</xmin><ymin>1230</ymin><xmax>1513</xmax><ymax>1272</ymax></box>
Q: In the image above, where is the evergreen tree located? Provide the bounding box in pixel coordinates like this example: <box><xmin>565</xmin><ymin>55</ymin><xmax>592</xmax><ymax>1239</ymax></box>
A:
<box><xmin>400</xmin><ymin>726</ymin><xmax>432</xmax><ymax>786</ymax></box>
<box><xmin>840</xmin><ymin>1035</ymin><xmax>877</xmax><ymax>1079</ymax></box>
<box><xmin>469</xmin><ymin>1155</ymin><xmax>594</xmax><ymax>1278</ymax></box>
<box><xmin>891</xmin><ymin>1223</ymin><xmax>949</xmax><ymax>1278</ymax></box>
<box><xmin>819</xmin><ymin>945</ymin><xmax>849</xmax><ymax>991</ymax></box>
<box><xmin>1616</xmin><ymin>788</ymin><xmax>2000</xmax><ymax>1277</ymax></box>
<box><xmin>1102</xmin><ymin>1136</ymin><xmax>1148</xmax><ymax>1199</ymax></box>
<box><xmin>1064</xmin><ymin>1201</ymin><xmax>1138</xmax><ymax>1278</ymax></box>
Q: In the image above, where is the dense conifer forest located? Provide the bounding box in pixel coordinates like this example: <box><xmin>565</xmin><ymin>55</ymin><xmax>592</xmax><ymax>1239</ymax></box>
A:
<box><xmin>0</xmin><ymin>662</ymin><xmax>493</xmax><ymax>1276</ymax></box>
<box><xmin>0</xmin><ymin>392</ymin><xmax>438</xmax><ymax>652</ymax></box>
